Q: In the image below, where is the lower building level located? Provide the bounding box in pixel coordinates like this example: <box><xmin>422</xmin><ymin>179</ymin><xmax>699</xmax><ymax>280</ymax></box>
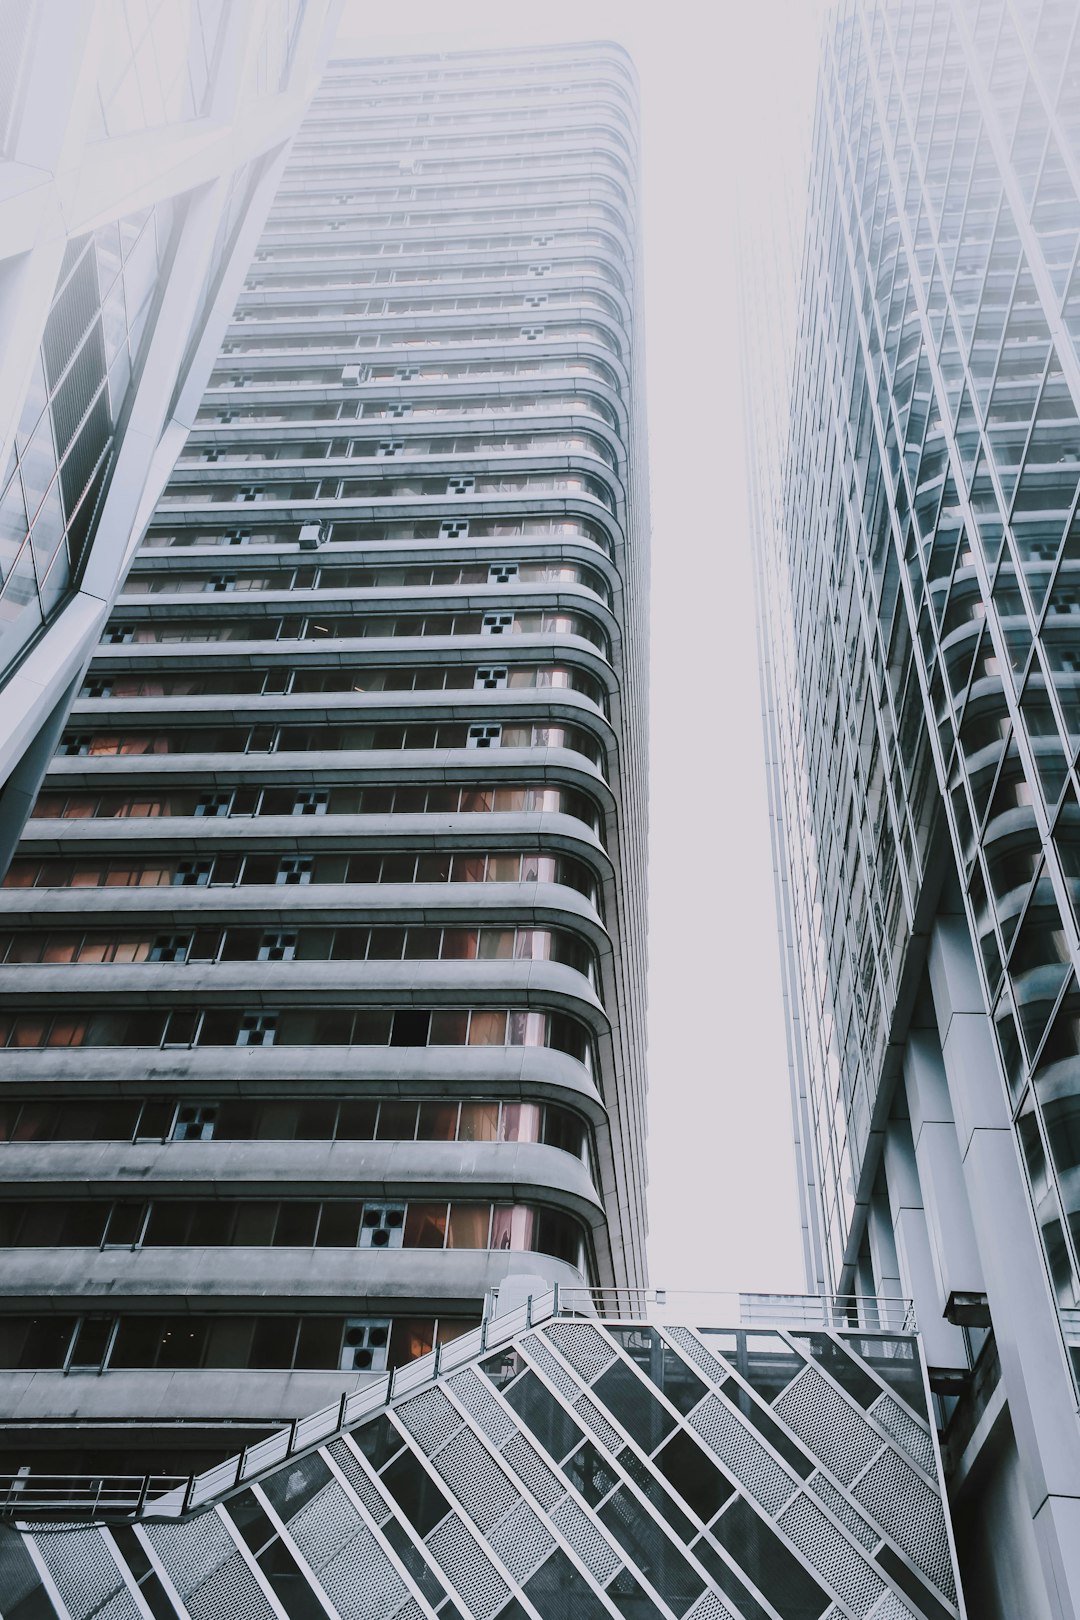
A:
<box><xmin>0</xmin><ymin>1289</ymin><xmax>965</xmax><ymax>1620</ymax></box>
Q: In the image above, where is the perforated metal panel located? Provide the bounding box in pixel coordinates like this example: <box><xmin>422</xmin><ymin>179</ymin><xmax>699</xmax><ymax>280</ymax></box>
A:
<box><xmin>868</xmin><ymin>1592</ymin><xmax>920</xmax><ymax>1620</ymax></box>
<box><xmin>487</xmin><ymin>1497</ymin><xmax>554</xmax><ymax>1583</ymax></box>
<box><xmin>868</xmin><ymin>1393</ymin><xmax>937</xmax><ymax>1478</ymax></box>
<box><xmin>521</xmin><ymin>1335</ymin><xmax>583</xmax><ymax>1401</ymax></box>
<box><xmin>548</xmin><ymin>1495</ymin><xmax>621</xmax><ymax>1586</ymax></box>
<box><xmin>663</xmin><ymin>1327</ymin><xmax>730</xmax><ymax>1387</ymax></box>
<box><xmin>543</xmin><ymin>1322</ymin><xmax>618</xmax><ymax>1384</ymax></box>
<box><xmin>84</xmin><ymin>1592</ymin><xmax>140</xmax><ymax>1620</ymax></box>
<box><xmin>144</xmin><ymin>1514</ymin><xmax>252</xmax><ymax>1604</ymax></box>
<box><xmin>807</xmin><ymin>1470</ymin><xmax>880</xmax><ymax>1551</ymax></box>
<box><xmin>431</xmin><ymin>1428</ymin><xmax>520</xmax><ymax>1533</ymax></box>
<box><xmin>447</xmin><ymin>1369</ymin><xmax>516</xmax><ymax>1447</ymax></box>
<box><xmin>325</xmin><ymin>1436</ymin><xmax>393</xmax><ymax>1525</ymax></box>
<box><xmin>774</xmin><ymin>1365</ymin><xmax>883</xmax><ymax>1485</ymax></box>
<box><xmin>852</xmin><ymin>1448</ymin><xmax>956</xmax><ymax>1601</ymax></box>
<box><xmin>498</xmin><ymin>1430</ymin><xmax>566</xmax><ymax>1511</ymax></box>
<box><xmin>688</xmin><ymin>1395</ymin><xmax>797</xmax><ymax>1514</ymax></box>
<box><xmin>425</xmin><ymin>1514</ymin><xmax>510</xmax><ymax>1620</ymax></box>
<box><xmin>287</xmin><ymin>1478</ymin><xmax>366</xmax><ymax>1569</ymax></box>
<box><xmin>775</xmin><ymin>1491</ymin><xmax>886</xmax><ymax>1617</ymax></box>
<box><xmin>398</xmin><ymin>1387</ymin><xmax>465</xmax><ymax>1454</ymax></box>
<box><xmin>31</xmin><ymin>1531</ymin><xmax>140</xmax><ymax>1620</ymax></box>
<box><xmin>185</xmin><ymin>1550</ymin><xmax>277</xmax><ymax>1620</ymax></box>
<box><xmin>683</xmin><ymin>1589</ymin><xmax>739</xmax><ymax>1620</ymax></box>
<box><xmin>570</xmin><ymin>1392</ymin><xmax>625</xmax><ymax>1454</ymax></box>
<box><xmin>307</xmin><ymin>1522</ymin><xmax>410</xmax><ymax>1620</ymax></box>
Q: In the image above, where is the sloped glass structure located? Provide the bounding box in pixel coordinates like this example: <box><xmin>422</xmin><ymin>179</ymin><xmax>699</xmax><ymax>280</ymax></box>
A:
<box><xmin>0</xmin><ymin>1299</ymin><xmax>963</xmax><ymax>1620</ymax></box>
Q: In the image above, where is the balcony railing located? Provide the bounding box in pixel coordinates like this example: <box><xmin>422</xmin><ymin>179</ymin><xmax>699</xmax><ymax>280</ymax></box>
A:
<box><xmin>0</xmin><ymin>1287</ymin><xmax>915</xmax><ymax>1523</ymax></box>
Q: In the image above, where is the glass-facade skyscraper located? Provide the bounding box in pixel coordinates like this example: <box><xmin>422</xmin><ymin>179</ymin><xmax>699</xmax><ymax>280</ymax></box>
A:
<box><xmin>0</xmin><ymin>1</ymin><xmax>339</xmax><ymax>868</ymax></box>
<box><xmin>753</xmin><ymin>1</ymin><xmax>1080</xmax><ymax>1615</ymax></box>
<box><xmin>0</xmin><ymin>42</ymin><xmax>649</xmax><ymax>1486</ymax></box>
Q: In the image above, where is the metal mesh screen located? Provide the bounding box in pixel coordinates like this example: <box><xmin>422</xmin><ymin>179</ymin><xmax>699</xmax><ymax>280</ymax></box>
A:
<box><xmin>851</xmin><ymin>1448</ymin><xmax>956</xmax><ymax>1601</ymax></box>
<box><xmin>144</xmin><ymin>1514</ymin><xmax>243</xmax><ymax>1602</ymax></box>
<box><xmin>868</xmin><ymin>1393</ymin><xmax>936</xmax><ymax>1477</ymax></box>
<box><xmin>308</xmin><ymin>1523</ymin><xmax>410</xmax><ymax>1620</ymax></box>
<box><xmin>498</xmin><ymin>1430</ymin><xmax>566</xmax><ymax>1511</ymax></box>
<box><xmin>774</xmin><ymin>1366</ymin><xmax>882</xmax><ymax>1485</ymax></box>
<box><xmin>775</xmin><ymin>1492</ymin><xmax>885</xmax><ymax>1617</ymax></box>
<box><xmin>88</xmin><ymin>1592</ymin><xmax>141</xmax><ymax>1620</ymax></box>
<box><xmin>868</xmin><ymin>1592</ymin><xmax>920</xmax><ymax>1619</ymax></box>
<box><xmin>548</xmin><ymin>1495</ymin><xmax>621</xmax><ymax>1585</ymax></box>
<box><xmin>185</xmin><ymin>1551</ymin><xmax>277</xmax><ymax>1620</ymax></box>
<box><xmin>683</xmin><ymin>1589</ymin><xmax>739</xmax><ymax>1620</ymax></box>
<box><xmin>447</xmin><ymin>1369</ymin><xmax>516</xmax><ymax>1447</ymax></box>
<box><xmin>487</xmin><ymin>1497</ymin><xmax>554</xmax><ymax>1584</ymax></box>
<box><xmin>689</xmin><ymin>1395</ymin><xmax>797</xmax><ymax>1515</ymax></box>
<box><xmin>807</xmin><ymin>1470</ymin><xmax>879</xmax><ymax>1551</ymax></box>
<box><xmin>663</xmin><ymin>1327</ymin><xmax>730</xmax><ymax>1387</ymax></box>
<box><xmin>431</xmin><ymin>1427</ymin><xmax>519</xmax><ymax>1532</ymax></box>
<box><xmin>397</xmin><ymin>1387</ymin><xmax>465</xmax><ymax>1454</ymax></box>
<box><xmin>425</xmin><ymin>1514</ymin><xmax>510</xmax><ymax>1620</ymax></box>
<box><xmin>287</xmin><ymin>1479</ymin><xmax>366</xmax><ymax>1569</ymax></box>
<box><xmin>570</xmin><ymin>1392</ymin><xmax>625</xmax><ymax>1454</ymax></box>
<box><xmin>543</xmin><ymin>1322</ymin><xmax>617</xmax><ymax>1383</ymax></box>
<box><xmin>325</xmin><ymin>1436</ymin><xmax>393</xmax><ymax>1525</ymax></box>
<box><xmin>521</xmin><ymin>1335</ymin><xmax>583</xmax><ymax>1401</ymax></box>
<box><xmin>31</xmin><ymin>1531</ymin><xmax>139</xmax><ymax>1620</ymax></box>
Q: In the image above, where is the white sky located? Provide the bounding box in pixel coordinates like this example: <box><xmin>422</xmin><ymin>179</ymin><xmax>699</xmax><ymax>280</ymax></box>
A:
<box><xmin>334</xmin><ymin>0</ymin><xmax>828</xmax><ymax>1296</ymax></box>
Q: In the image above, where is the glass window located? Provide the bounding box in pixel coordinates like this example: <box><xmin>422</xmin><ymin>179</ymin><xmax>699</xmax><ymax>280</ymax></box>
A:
<box><xmin>404</xmin><ymin>1204</ymin><xmax>448</xmax><ymax>1249</ymax></box>
<box><xmin>459</xmin><ymin>1102</ymin><xmax>499</xmax><ymax>1141</ymax></box>
<box><xmin>446</xmin><ymin>1205</ymin><xmax>491</xmax><ymax>1249</ymax></box>
<box><xmin>416</xmin><ymin>1103</ymin><xmax>457</xmax><ymax>1140</ymax></box>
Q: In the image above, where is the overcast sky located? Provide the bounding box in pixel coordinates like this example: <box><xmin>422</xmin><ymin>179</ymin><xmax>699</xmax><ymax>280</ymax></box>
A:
<box><xmin>334</xmin><ymin>0</ymin><xmax>828</xmax><ymax>1297</ymax></box>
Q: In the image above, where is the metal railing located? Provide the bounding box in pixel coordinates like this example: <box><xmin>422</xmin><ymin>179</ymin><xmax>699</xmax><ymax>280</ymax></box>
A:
<box><xmin>558</xmin><ymin>1288</ymin><xmax>917</xmax><ymax>1334</ymax></box>
<box><xmin>0</xmin><ymin>1286</ymin><xmax>915</xmax><ymax>1522</ymax></box>
<box><xmin>0</xmin><ymin>1473</ymin><xmax>187</xmax><ymax>1518</ymax></box>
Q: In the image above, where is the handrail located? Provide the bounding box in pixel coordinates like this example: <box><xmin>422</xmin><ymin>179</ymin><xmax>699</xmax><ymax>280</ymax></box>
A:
<box><xmin>556</xmin><ymin>1288</ymin><xmax>917</xmax><ymax>1333</ymax></box>
<box><xmin>0</xmin><ymin>1286</ymin><xmax>918</xmax><ymax>1522</ymax></box>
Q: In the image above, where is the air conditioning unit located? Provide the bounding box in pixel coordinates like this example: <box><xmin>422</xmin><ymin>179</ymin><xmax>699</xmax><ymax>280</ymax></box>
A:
<box><xmin>299</xmin><ymin>522</ymin><xmax>329</xmax><ymax>549</ymax></box>
<box><xmin>341</xmin><ymin>365</ymin><xmax>361</xmax><ymax>384</ymax></box>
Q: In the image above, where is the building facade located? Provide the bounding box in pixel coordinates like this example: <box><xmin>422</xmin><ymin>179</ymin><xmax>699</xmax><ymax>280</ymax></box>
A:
<box><xmin>0</xmin><ymin>0</ymin><xmax>339</xmax><ymax>869</ymax></box>
<box><xmin>0</xmin><ymin>44</ymin><xmax>650</xmax><ymax>1484</ymax></box>
<box><xmin>751</xmin><ymin>1</ymin><xmax>1080</xmax><ymax>1616</ymax></box>
<box><xmin>0</xmin><ymin>1294</ymin><xmax>965</xmax><ymax>1620</ymax></box>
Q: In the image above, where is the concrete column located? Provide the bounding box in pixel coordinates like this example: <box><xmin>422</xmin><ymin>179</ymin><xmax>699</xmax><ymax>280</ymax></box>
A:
<box><xmin>882</xmin><ymin>1111</ymin><xmax>971</xmax><ymax>1373</ymax></box>
<box><xmin>866</xmin><ymin>1174</ymin><xmax>903</xmax><ymax>1300</ymax></box>
<box><xmin>929</xmin><ymin>910</ymin><xmax>1080</xmax><ymax>1620</ymax></box>
<box><xmin>903</xmin><ymin>1028</ymin><xmax>985</xmax><ymax>1306</ymax></box>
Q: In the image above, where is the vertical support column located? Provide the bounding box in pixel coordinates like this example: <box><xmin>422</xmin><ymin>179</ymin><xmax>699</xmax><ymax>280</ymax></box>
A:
<box><xmin>929</xmin><ymin>911</ymin><xmax>1080</xmax><ymax>1620</ymax></box>
<box><xmin>866</xmin><ymin>1174</ymin><xmax>903</xmax><ymax>1300</ymax></box>
<box><xmin>903</xmin><ymin>1025</ymin><xmax>985</xmax><ymax>1309</ymax></box>
<box><xmin>882</xmin><ymin>1110</ymin><xmax>970</xmax><ymax>1373</ymax></box>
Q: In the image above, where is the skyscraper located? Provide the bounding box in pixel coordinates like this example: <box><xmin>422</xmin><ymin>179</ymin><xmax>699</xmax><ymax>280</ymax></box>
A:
<box><xmin>752</xmin><ymin>1</ymin><xmax>1080</xmax><ymax>1615</ymax></box>
<box><xmin>0</xmin><ymin>0</ymin><xmax>339</xmax><ymax>869</ymax></box>
<box><xmin>0</xmin><ymin>42</ymin><xmax>649</xmax><ymax>1484</ymax></box>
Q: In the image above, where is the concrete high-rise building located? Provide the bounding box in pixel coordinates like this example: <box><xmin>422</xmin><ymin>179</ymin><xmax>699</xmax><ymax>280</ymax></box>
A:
<box><xmin>0</xmin><ymin>43</ymin><xmax>650</xmax><ymax>1484</ymax></box>
<box><xmin>751</xmin><ymin>2</ymin><xmax>1080</xmax><ymax>1615</ymax></box>
<box><xmin>0</xmin><ymin>0</ymin><xmax>339</xmax><ymax>868</ymax></box>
